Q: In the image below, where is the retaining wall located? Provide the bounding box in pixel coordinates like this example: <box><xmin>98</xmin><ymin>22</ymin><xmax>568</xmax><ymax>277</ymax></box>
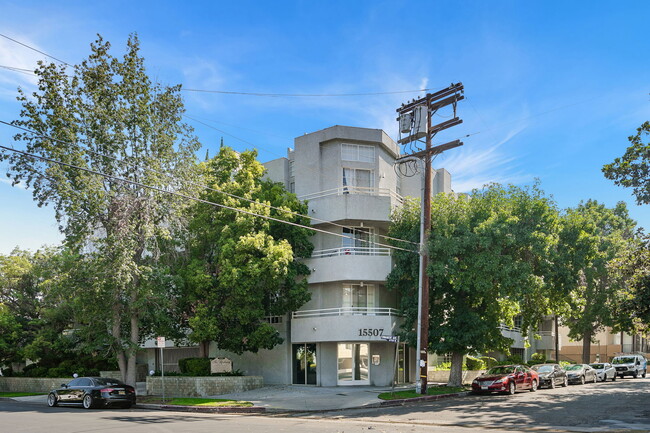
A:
<box><xmin>0</xmin><ymin>377</ymin><xmax>71</xmax><ymax>393</ymax></box>
<box><xmin>428</xmin><ymin>370</ymin><xmax>484</xmax><ymax>384</ymax></box>
<box><xmin>146</xmin><ymin>376</ymin><xmax>264</xmax><ymax>397</ymax></box>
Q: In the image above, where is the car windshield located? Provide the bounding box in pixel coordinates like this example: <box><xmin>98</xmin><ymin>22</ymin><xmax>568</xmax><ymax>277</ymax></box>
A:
<box><xmin>590</xmin><ymin>364</ymin><xmax>604</xmax><ymax>369</ymax></box>
<box><xmin>565</xmin><ymin>365</ymin><xmax>582</xmax><ymax>371</ymax></box>
<box><xmin>532</xmin><ymin>365</ymin><xmax>553</xmax><ymax>373</ymax></box>
<box><xmin>613</xmin><ymin>357</ymin><xmax>635</xmax><ymax>364</ymax></box>
<box><xmin>487</xmin><ymin>366</ymin><xmax>515</xmax><ymax>375</ymax></box>
<box><xmin>93</xmin><ymin>378</ymin><xmax>123</xmax><ymax>386</ymax></box>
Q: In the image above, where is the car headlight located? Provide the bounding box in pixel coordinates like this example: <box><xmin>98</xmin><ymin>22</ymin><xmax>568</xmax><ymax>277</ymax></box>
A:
<box><xmin>493</xmin><ymin>379</ymin><xmax>504</xmax><ymax>384</ymax></box>
<box><xmin>472</xmin><ymin>379</ymin><xmax>478</xmax><ymax>384</ymax></box>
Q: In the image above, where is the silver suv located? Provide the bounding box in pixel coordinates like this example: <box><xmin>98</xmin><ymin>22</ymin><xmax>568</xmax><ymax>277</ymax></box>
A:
<box><xmin>612</xmin><ymin>354</ymin><xmax>647</xmax><ymax>379</ymax></box>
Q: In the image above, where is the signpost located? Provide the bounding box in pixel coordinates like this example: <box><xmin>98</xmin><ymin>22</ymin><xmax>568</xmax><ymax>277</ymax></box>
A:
<box><xmin>157</xmin><ymin>336</ymin><xmax>166</xmax><ymax>402</ymax></box>
<box><xmin>381</xmin><ymin>335</ymin><xmax>400</xmax><ymax>394</ymax></box>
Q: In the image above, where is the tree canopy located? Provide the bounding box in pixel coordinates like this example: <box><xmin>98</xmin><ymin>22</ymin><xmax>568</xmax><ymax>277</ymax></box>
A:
<box><xmin>181</xmin><ymin>146</ymin><xmax>313</xmax><ymax>356</ymax></box>
<box><xmin>603</xmin><ymin>121</ymin><xmax>650</xmax><ymax>205</ymax></box>
<box><xmin>0</xmin><ymin>34</ymin><xmax>200</xmax><ymax>384</ymax></box>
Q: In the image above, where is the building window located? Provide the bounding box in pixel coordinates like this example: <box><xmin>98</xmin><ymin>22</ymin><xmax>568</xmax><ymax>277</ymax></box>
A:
<box><xmin>342</xmin><ymin>143</ymin><xmax>375</xmax><ymax>163</ymax></box>
<box><xmin>342</xmin><ymin>168</ymin><xmax>374</xmax><ymax>192</ymax></box>
<box><xmin>264</xmin><ymin>316</ymin><xmax>284</xmax><ymax>324</ymax></box>
<box><xmin>342</xmin><ymin>283</ymin><xmax>375</xmax><ymax>310</ymax></box>
<box><xmin>342</xmin><ymin>227</ymin><xmax>375</xmax><ymax>253</ymax></box>
<box><xmin>514</xmin><ymin>315</ymin><xmax>523</xmax><ymax>330</ymax></box>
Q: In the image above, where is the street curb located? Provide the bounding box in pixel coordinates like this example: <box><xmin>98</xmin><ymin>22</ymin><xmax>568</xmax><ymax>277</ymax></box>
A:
<box><xmin>135</xmin><ymin>403</ymin><xmax>265</xmax><ymax>414</ymax></box>
<box><xmin>376</xmin><ymin>391</ymin><xmax>471</xmax><ymax>407</ymax></box>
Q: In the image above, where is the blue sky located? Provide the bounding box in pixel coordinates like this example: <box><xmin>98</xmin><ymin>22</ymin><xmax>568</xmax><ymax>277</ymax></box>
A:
<box><xmin>0</xmin><ymin>1</ymin><xmax>648</xmax><ymax>254</ymax></box>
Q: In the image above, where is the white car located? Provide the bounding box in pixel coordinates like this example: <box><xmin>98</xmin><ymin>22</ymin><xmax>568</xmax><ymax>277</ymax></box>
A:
<box><xmin>589</xmin><ymin>362</ymin><xmax>617</xmax><ymax>382</ymax></box>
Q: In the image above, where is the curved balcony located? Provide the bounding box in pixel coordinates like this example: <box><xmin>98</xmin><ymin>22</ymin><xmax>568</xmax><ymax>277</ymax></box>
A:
<box><xmin>300</xmin><ymin>187</ymin><xmax>403</xmax><ymax>223</ymax></box>
<box><xmin>305</xmin><ymin>247</ymin><xmax>392</xmax><ymax>284</ymax></box>
<box><xmin>292</xmin><ymin>307</ymin><xmax>403</xmax><ymax>343</ymax></box>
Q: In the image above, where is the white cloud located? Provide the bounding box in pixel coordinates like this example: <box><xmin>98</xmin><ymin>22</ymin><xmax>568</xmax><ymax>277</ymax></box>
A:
<box><xmin>0</xmin><ymin>33</ymin><xmax>43</xmax><ymax>93</ymax></box>
<box><xmin>0</xmin><ymin>177</ymin><xmax>27</xmax><ymax>190</ymax></box>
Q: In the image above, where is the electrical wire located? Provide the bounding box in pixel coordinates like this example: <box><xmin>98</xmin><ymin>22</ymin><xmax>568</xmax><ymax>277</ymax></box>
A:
<box><xmin>0</xmin><ymin>119</ymin><xmax>420</xmax><ymax>247</ymax></box>
<box><xmin>0</xmin><ymin>127</ymin><xmax>420</xmax><ymax>253</ymax></box>
<box><xmin>0</xmin><ymin>33</ymin><xmax>71</xmax><ymax>66</ymax></box>
<box><xmin>0</xmin><ymin>143</ymin><xmax>420</xmax><ymax>254</ymax></box>
<box><xmin>180</xmin><ymin>88</ymin><xmax>434</xmax><ymax>97</ymax></box>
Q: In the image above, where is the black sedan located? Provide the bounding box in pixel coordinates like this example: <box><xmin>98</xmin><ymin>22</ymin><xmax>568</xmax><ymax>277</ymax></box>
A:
<box><xmin>565</xmin><ymin>364</ymin><xmax>598</xmax><ymax>385</ymax></box>
<box><xmin>47</xmin><ymin>377</ymin><xmax>136</xmax><ymax>409</ymax></box>
<box><xmin>531</xmin><ymin>363</ymin><xmax>568</xmax><ymax>388</ymax></box>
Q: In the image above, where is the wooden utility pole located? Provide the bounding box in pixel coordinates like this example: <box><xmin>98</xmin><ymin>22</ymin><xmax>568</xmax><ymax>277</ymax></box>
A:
<box><xmin>395</xmin><ymin>83</ymin><xmax>465</xmax><ymax>394</ymax></box>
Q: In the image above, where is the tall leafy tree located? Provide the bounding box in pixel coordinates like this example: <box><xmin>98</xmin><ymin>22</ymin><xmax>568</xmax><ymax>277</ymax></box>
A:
<box><xmin>558</xmin><ymin>200</ymin><xmax>637</xmax><ymax>363</ymax></box>
<box><xmin>1</xmin><ymin>34</ymin><xmax>200</xmax><ymax>384</ymax></box>
<box><xmin>181</xmin><ymin>146</ymin><xmax>312</xmax><ymax>357</ymax></box>
<box><xmin>388</xmin><ymin>183</ymin><xmax>560</xmax><ymax>386</ymax></box>
<box><xmin>603</xmin><ymin>121</ymin><xmax>650</xmax><ymax>205</ymax></box>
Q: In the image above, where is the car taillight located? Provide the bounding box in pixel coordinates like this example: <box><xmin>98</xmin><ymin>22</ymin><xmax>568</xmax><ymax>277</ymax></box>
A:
<box><xmin>100</xmin><ymin>388</ymin><xmax>114</xmax><ymax>393</ymax></box>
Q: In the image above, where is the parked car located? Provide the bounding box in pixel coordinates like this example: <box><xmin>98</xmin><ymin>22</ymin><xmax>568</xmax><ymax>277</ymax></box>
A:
<box><xmin>565</xmin><ymin>364</ymin><xmax>597</xmax><ymax>385</ymax></box>
<box><xmin>47</xmin><ymin>377</ymin><xmax>136</xmax><ymax>409</ymax></box>
<box><xmin>612</xmin><ymin>354</ymin><xmax>647</xmax><ymax>379</ymax></box>
<box><xmin>471</xmin><ymin>365</ymin><xmax>539</xmax><ymax>395</ymax></box>
<box><xmin>530</xmin><ymin>363</ymin><xmax>568</xmax><ymax>388</ymax></box>
<box><xmin>589</xmin><ymin>362</ymin><xmax>617</xmax><ymax>382</ymax></box>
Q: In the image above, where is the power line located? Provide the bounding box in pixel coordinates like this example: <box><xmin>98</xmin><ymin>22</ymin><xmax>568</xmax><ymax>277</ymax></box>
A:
<box><xmin>0</xmin><ymin>33</ymin><xmax>71</xmax><ymax>66</ymax></box>
<box><xmin>181</xmin><ymin>88</ymin><xmax>433</xmax><ymax>97</ymax></box>
<box><xmin>0</xmin><ymin>119</ymin><xmax>420</xmax><ymax>248</ymax></box>
<box><xmin>0</xmin><ymin>141</ymin><xmax>419</xmax><ymax>254</ymax></box>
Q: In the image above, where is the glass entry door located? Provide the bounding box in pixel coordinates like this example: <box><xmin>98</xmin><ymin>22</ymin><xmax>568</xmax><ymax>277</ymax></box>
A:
<box><xmin>293</xmin><ymin>344</ymin><xmax>317</xmax><ymax>385</ymax></box>
<box><xmin>337</xmin><ymin>343</ymin><xmax>370</xmax><ymax>385</ymax></box>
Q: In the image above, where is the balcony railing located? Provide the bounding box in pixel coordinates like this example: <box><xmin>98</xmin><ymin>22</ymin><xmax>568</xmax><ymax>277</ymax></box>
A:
<box><xmin>293</xmin><ymin>307</ymin><xmax>402</xmax><ymax>319</ymax></box>
<box><xmin>310</xmin><ymin>246</ymin><xmax>391</xmax><ymax>258</ymax></box>
<box><xmin>299</xmin><ymin>186</ymin><xmax>403</xmax><ymax>203</ymax></box>
<box><xmin>498</xmin><ymin>324</ymin><xmax>522</xmax><ymax>333</ymax></box>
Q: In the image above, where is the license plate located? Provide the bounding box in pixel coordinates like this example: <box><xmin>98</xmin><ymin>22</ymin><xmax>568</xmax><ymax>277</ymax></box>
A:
<box><xmin>481</xmin><ymin>386</ymin><xmax>488</xmax><ymax>390</ymax></box>
<box><xmin>118</xmin><ymin>391</ymin><xmax>125</xmax><ymax>395</ymax></box>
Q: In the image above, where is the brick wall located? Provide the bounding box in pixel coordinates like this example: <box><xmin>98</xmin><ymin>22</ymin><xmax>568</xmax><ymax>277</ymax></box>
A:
<box><xmin>146</xmin><ymin>376</ymin><xmax>264</xmax><ymax>397</ymax></box>
<box><xmin>0</xmin><ymin>377</ymin><xmax>71</xmax><ymax>393</ymax></box>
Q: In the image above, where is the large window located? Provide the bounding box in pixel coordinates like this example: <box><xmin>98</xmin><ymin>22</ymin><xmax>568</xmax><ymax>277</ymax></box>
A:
<box><xmin>342</xmin><ymin>283</ymin><xmax>375</xmax><ymax>310</ymax></box>
<box><xmin>342</xmin><ymin>227</ymin><xmax>375</xmax><ymax>253</ymax></box>
<box><xmin>342</xmin><ymin>168</ymin><xmax>374</xmax><ymax>191</ymax></box>
<box><xmin>293</xmin><ymin>344</ymin><xmax>317</xmax><ymax>385</ymax></box>
<box><xmin>341</xmin><ymin>143</ymin><xmax>375</xmax><ymax>163</ymax></box>
<box><xmin>337</xmin><ymin>343</ymin><xmax>369</xmax><ymax>385</ymax></box>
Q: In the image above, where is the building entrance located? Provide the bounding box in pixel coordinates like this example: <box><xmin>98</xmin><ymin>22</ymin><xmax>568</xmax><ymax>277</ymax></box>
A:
<box><xmin>337</xmin><ymin>343</ymin><xmax>370</xmax><ymax>385</ymax></box>
<box><xmin>292</xmin><ymin>344</ymin><xmax>317</xmax><ymax>385</ymax></box>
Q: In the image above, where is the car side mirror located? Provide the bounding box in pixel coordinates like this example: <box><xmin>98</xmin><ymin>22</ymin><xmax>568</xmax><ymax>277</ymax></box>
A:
<box><xmin>61</xmin><ymin>384</ymin><xmax>67</xmax><ymax>388</ymax></box>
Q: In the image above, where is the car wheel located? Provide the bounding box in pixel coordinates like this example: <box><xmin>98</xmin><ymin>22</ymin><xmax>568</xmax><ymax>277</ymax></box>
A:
<box><xmin>562</xmin><ymin>376</ymin><xmax>568</xmax><ymax>387</ymax></box>
<box><xmin>530</xmin><ymin>380</ymin><xmax>537</xmax><ymax>392</ymax></box>
<box><xmin>47</xmin><ymin>393</ymin><xmax>58</xmax><ymax>407</ymax></box>
<box><xmin>82</xmin><ymin>394</ymin><xmax>94</xmax><ymax>409</ymax></box>
<box><xmin>643</xmin><ymin>371</ymin><xmax>646</xmax><ymax>378</ymax></box>
<box><xmin>580</xmin><ymin>375</ymin><xmax>585</xmax><ymax>385</ymax></box>
<box><xmin>633</xmin><ymin>371</ymin><xmax>638</xmax><ymax>379</ymax></box>
<box><xmin>550</xmin><ymin>378</ymin><xmax>556</xmax><ymax>389</ymax></box>
<box><xmin>507</xmin><ymin>381</ymin><xmax>516</xmax><ymax>395</ymax></box>
<box><xmin>612</xmin><ymin>374</ymin><xmax>617</xmax><ymax>382</ymax></box>
<box><xmin>123</xmin><ymin>403</ymin><xmax>132</xmax><ymax>409</ymax></box>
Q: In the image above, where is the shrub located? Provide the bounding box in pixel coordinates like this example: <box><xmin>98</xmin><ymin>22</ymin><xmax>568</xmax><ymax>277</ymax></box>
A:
<box><xmin>465</xmin><ymin>356</ymin><xmax>486</xmax><ymax>370</ymax></box>
<box><xmin>178</xmin><ymin>357</ymin><xmax>211</xmax><ymax>376</ymax></box>
<box><xmin>479</xmin><ymin>356</ymin><xmax>498</xmax><ymax>368</ymax></box>
<box><xmin>434</xmin><ymin>361</ymin><xmax>452</xmax><ymax>371</ymax></box>
<box><xmin>530</xmin><ymin>352</ymin><xmax>546</xmax><ymax>364</ymax></box>
<box><xmin>505</xmin><ymin>354</ymin><xmax>524</xmax><ymax>365</ymax></box>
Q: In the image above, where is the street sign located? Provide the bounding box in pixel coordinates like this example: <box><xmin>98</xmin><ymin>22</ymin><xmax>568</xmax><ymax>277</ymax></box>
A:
<box><xmin>157</xmin><ymin>336</ymin><xmax>165</xmax><ymax>348</ymax></box>
<box><xmin>381</xmin><ymin>336</ymin><xmax>398</xmax><ymax>343</ymax></box>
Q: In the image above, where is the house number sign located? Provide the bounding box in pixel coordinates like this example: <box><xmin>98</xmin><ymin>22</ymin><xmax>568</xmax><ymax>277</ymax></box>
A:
<box><xmin>358</xmin><ymin>328</ymin><xmax>384</xmax><ymax>337</ymax></box>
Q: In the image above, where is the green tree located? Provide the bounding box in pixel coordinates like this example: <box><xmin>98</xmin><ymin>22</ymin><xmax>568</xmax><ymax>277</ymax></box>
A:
<box><xmin>558</xmin><ymin>200</ymin><xmax>637</xmax><ymax>363</ymax></box>
<box><xmin>603</xmin><ymin>121</ymin><xmax>650</xmax><ymax>205</ymax></box>
<box><xmin>387</xmin><ymin>183</ymin><xmax>560</xmax><ymax>387</ymax></box>
<box><xmin>181</xmin><ymin>146</ymin><xmax>312</xmax><ymax>356</ymax></box>
<box><xmin>1</xmin><ymin>34</ymin><xmax>200</xmax><ymax>384</ymax></box>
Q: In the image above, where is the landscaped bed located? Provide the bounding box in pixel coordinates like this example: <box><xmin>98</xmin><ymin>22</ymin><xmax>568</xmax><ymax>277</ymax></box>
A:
<box><xmin>378</xmin><ymin>386</ymin><xmax>468</xmax><ymax>400</ymax></box>
<box><xmin>137</xmin><ymin>396</ymin><xmax>253</xmax><ymax>407</ymax></box>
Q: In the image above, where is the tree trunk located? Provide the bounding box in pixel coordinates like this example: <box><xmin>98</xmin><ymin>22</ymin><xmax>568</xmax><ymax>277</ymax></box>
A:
<box><xmin>198</xmin><ymin>340</ymin><xmax>210</xmax><ymax>358</ymax></box>
<box><xmin>447</xmin><ymin>352</ymin><xmax>464</xmax><ymax>387</ymax></box>
<box><xmin>582</xmin><ymin>329</ymin><xmax>592</xmax><ymax>364</ymax></box>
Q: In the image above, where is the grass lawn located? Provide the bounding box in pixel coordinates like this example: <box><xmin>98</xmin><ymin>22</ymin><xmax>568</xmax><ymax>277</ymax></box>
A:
<box><xmin>0</xmin><ymin>392</ymin><xmax>46</xmax><ymax>397</ymax></box>
<box><xmin>137</xmin><ymin>396</ymin><xmax>253</xmax><ymax>407</ymax></box>
<box><xmin>378</xmin><ymin>386</ymin><xmax>469</xmax><ymax>400</ymax></box>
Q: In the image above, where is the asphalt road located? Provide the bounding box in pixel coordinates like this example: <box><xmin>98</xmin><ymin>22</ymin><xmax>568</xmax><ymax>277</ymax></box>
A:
<box><xmin>2</xmin><ymin>378</ymin><xmax>649</xmax><ymax>432</ymax></box>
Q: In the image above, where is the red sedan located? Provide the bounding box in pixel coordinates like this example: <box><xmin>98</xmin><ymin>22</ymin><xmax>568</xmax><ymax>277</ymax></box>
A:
<box><xmin>472</xmin><ymin>364</ymin><xmax>539</xmax><ymax>395</ymax></box>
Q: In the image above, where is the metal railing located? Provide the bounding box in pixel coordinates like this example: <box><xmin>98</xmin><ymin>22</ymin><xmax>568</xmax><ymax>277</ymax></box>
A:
<box><xmin>310</xmin><ymin>246</ymin><xmax>391</xmax><ymax>258</ymax></box>
<box><xmin>498</xmin><ymin>324</ymin><xmax>522</xmax><ymax>333</ymax></box>
<box><xmin>292</xmin><ymin>307</ymin><xmax>402</xmax><ymax>319</ymax></box>
<box><xmin>299</xmin><ymin>186</ymin><xmax>403</xmax><ymax>203</ymax></box>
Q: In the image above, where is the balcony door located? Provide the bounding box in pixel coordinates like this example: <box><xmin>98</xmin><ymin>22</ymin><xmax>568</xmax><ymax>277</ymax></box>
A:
<box><xmin>343</xmin><ymin>283</ymin><xmax>375</xmax><ymax>314</ymax></box>
<box><xmin>337</xmin><ymin>343</ymin><xmax>370</xmax><ymax>385</ymax></box>
<box><xmin>342</xmin><ymin>227</ymin><xmax>375</xmax><ymax>255</ymax></box>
